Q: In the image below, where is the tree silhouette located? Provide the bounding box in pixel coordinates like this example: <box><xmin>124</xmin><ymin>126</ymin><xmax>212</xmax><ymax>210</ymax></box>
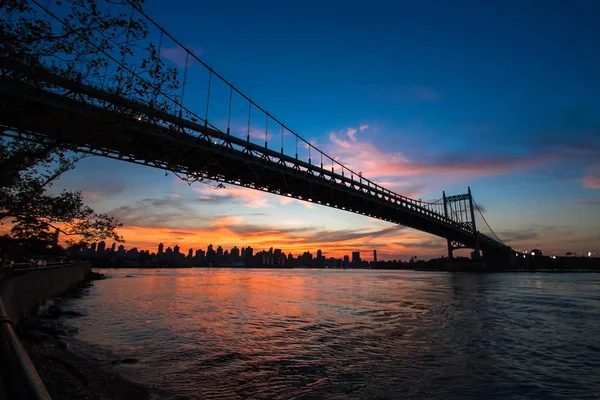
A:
<box><xmin>0</xmin><ymin>0</ymin><xmax>181</xmax><ymax>247</ymax></box>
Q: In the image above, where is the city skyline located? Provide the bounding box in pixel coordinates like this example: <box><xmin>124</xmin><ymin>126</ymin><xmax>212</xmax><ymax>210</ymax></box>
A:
<box><xmin>45</xmin><ymin>0</ymin><xmax>599</xmax><ymax>259</ymax></box>
<box><xmin>84</xmin><ymin>240</ymin><xmax>381</xmax><ymax>263</ymax></box>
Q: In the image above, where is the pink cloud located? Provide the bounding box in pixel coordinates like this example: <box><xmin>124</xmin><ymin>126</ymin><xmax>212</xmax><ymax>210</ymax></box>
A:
<box><xmin>580</xmin><ymin>175</ymin><xmax>600</xmax><ymax>189</ymax></box>
<box><xmin>579</xmin><ymin>164</ymin><xmax>600</xmax><ymax>189</ymax></box>
<box><xmin>359</xmin><ymin>124</ymin><xmax>369</xmax><ymax>132</ymax></box>
<box><xmin>346</xmin><ymin>128</ymin><xmax>357</xmax><ymax>142</ymax></box>
<box><xmin>82</xmin><ymin>191</ymin><xmax>100</xmax><ymax>200</ymax></box>
<box><xmin>325</xmin><ymin>126</ymin><xmax>550</xmax><ymax>182</ymax></box>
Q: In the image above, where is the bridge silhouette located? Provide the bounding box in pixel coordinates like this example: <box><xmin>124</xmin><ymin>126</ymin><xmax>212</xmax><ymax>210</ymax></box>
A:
<box><xmin>0</xmin><ymin>0</ymin><xmax>513</xmax><ymax>264</ymax></box>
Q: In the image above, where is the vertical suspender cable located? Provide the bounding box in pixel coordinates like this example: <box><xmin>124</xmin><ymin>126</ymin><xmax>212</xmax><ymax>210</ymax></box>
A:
<box><xmin>205</xmin><ymin>69</ymin><xmax>212</xmax><ymax>126</ymax></box>
<box><xmin>227</xmin><ymin>86</ymin><xmax>232</xmax><ymax>135</ymax></box>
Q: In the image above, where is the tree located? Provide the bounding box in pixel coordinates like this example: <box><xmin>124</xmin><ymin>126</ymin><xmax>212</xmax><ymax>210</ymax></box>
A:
<box><xmin>0</xmin><ymin>0</ymin><xmax>181</xmax><ymax>111</ymax></box>
<box><xmin>0</xmin><ymin>0</ymin><xmax>182</xmax><ymax>248</ymax></box>
<box><xmin>0</xmin><ymin>136</ymin><xmax>123</xmax><ymax>244</ymax></box>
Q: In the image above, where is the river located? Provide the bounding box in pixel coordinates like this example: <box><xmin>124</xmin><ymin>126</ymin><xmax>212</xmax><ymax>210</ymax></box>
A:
<box><xmin>60</xmin><ymin>269</ymin><xmax>600</xmax><ymax>399</ymax></box>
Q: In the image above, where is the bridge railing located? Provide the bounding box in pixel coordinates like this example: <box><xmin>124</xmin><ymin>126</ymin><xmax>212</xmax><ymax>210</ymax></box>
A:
<box><xmin>11</xmin><ymin>0</ymin><xmax>446</xmax><ymax>210</ymax></box>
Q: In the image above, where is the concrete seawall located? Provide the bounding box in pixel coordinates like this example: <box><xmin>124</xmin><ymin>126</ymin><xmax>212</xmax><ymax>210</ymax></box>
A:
<box><xmin>0</xmin><ymin>263</ymin><xmax>92</xmax><ymax>328</ymax></box>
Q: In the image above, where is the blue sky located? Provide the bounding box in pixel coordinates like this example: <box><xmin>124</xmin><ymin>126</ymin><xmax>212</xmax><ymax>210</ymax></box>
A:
<box><xmin>53</xmin><ymin>0</ymin><xmax>599</xmax><ymax>259</ymax></box>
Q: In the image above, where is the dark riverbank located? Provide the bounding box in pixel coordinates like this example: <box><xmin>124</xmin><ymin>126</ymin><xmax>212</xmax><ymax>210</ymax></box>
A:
<box><xmin>18</xmin><ymin>277</ymin><xmax>156</xmax><ymax>400</ymax></box>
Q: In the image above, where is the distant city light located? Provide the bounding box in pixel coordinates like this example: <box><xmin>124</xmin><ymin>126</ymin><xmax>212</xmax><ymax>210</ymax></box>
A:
<box><xmin>523</xmin><ymin>255</ymin><xmax>526</xmax><ymax>258</ymax></box>
<box><xmin>551</xmin><ymin>256</ymin><xmax>556</xmax><ymax>259</ymax></box>
<box><xmin>589</xmin><ymin>252</ymin><xmax>593</xmax><ymax>257</ymax></box>
<box><xmin>531</xmin><ymin>251</ymin><xmax>535</xmax><ymax>256</ymax></box>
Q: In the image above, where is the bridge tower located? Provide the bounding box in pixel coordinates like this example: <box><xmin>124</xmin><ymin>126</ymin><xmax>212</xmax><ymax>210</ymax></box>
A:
<box><xmin>442</xmin><ymin>187</ymin><xmax>480</xmax><ymax>260</ymax></box>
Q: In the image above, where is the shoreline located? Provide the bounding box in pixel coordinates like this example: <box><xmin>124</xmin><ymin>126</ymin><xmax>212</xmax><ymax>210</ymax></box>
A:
<box><xmin>18</xmin><ymin>275</ymin><xmax>159</xmax><ymax>400</ymax></box>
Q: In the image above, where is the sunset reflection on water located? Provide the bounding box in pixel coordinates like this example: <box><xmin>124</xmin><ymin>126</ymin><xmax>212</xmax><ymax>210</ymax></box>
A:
<box><xmin>63</xmin><ymin>269</ymin><xmax>600</xmax><ymax>399</ymax></box>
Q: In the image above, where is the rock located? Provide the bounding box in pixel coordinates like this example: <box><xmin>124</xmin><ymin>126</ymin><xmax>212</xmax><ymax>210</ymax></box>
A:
<box><xmin>25</xmin><ymin>329</ymin><xmax>53</xmax><ymax>341</ymax></box>
<box><xmin>89</xmin><ymin>271</ymin><xmax>106</xmax><ymax>280</ymax></box>
<box><xmin>42</xmin><ymin>305</ymin><xmax>61</xmax><ymax>319</ymax></box>
<box><xmin>38</xmin><ymin>322</ymin><xmax>61</xmax><ymax>335</ymax></box>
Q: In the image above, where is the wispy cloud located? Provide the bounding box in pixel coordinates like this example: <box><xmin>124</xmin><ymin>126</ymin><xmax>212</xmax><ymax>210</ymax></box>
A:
<box><xmin>326</xmin><ymin>125</ymin><xmax>550</xmax><ymax>182</ymax></box>
<box><xmin>579</xmin><ymin>163</ymin><xmax>600</xmax><ymax>189</ymax></box>
<box><xmin>577</xmin><ymin>200</ymin><xmax>600</xmax><ymax>205</ymax></box>
<box><xmin>279</xmin><ymin>197</ymin><xmax>313</xmax><ymax>208</ymax></box>
<box><xmin>193</xmin><ymin>185</ymin><xmax>272</xmax><ymax>208</ymax></box>
<box><xmin>580</xmin><ymin>176</ymin><xmax>600</xmax><ymax>189</ymax></box>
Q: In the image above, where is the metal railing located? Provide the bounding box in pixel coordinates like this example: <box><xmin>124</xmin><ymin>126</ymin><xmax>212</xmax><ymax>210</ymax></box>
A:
<box><xmin>0</xmin><ymin>290</ymin><xmax>52</xmax><ymax>400</ymax></box>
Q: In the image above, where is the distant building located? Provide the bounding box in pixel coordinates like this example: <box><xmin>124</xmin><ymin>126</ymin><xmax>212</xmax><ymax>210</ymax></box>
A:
<box><xmin>230</xmin><ymin>246</ymin><xmax>240</xmax><ymax>262</ymax></box>
<box><xmin>188</xmin><ymin>248</ymin><xmax>193</xmax><ymax>258</ymax></box>
<box><xmin>352</xmin><ymin>251</ymin><xmax>361</xmax><ymax>264</ymax></box>
<box><xmin>117</xmin><ymin>245</ymin><xmax>125</xmax><ymax>253</ymax></box>
<box><xmin>373</xmin><ymin>250</ymin><xmax>377</xmax><ymax>263</ymax></box>
<box><xmin>97</xmin><ymin>241</ymin><xmax>106</xmax><ymax>253</ymax></box>
<box><xmin>90</xmin><ymin>242</ymin><xmax>97</xmax><ymax>252</ymax></box>
<box><xmin>207</xmin><ymin>245</ymin><xmax>216</xmax><ymax>265</ymax></box>
<box><xmin>173</xmin><ymin>245</ymin><xmax>180</xmax><ymax>254</ymax></box>
<box><xmin>111</xmin><ymin>242</ymin><xmax>116</xmax><ymax>252</ymax></box>
<box><xmin>158</xmin><ymin>243</ymin><xmax>164</xmax><ymax>255</ymax></box>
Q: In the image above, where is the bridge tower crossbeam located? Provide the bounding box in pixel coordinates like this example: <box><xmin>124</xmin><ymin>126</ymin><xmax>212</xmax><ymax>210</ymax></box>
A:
<box><xmin>443</xmin><ymin>187</ymin><xmax>480</xmax><ymax>260</ymax></box>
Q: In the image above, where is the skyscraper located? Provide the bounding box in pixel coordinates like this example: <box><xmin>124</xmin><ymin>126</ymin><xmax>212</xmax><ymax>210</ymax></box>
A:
<box><xmin>97</xmin><ymin>241</ymin><xmax>106</xmax><ymax>253</ymax></box>
<box><xmin>158</xmin><ymin>243</ymin><xmax>164</xmax><ymax>255</ymax></box>
<box><xmin>352</xmin><ymin>251</ymin><xmax>361</xmax><ymax>264</ymax></box>
<box><xmin>373</xmin><ymin>250</ymin><xmax>377</xmax><ymax>263</ymax></box>
<box><xmin>173</xmin><ymin>245</ymin><xmax>180</xmax><ymax>254</ymax></box>
<box><xmin>111</xmin><ymin>242</ymin><xmax>116</xmax><ymax>252</ymax></box>
<box><xmin>90</xmin><ymin>242</ymin><xmax>97</xmax><ymax>252</ymax></box>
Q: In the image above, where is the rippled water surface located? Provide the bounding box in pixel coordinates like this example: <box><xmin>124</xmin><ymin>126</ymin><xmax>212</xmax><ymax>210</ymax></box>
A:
<box><xmin>62</xmin><ymin>269</ymin><xmax>600</xmax><ymax>399</ymax></box>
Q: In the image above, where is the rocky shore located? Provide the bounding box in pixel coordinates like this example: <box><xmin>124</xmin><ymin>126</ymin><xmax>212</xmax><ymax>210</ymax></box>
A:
<box><xmin>18</xmin><ymin>274</ymin><xmax>158</xmax><ymax>400</ymax></box>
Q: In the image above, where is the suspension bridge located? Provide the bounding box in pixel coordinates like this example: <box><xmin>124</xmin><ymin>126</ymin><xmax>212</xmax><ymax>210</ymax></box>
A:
<box><xmin>0</xmin><ymin>0</ymin><xmax>514</xmax><ymax>265</ymax></box>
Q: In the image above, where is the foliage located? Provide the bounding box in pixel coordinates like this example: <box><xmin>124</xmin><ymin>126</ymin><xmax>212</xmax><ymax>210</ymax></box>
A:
<box><xmin>0</xmin><ymin>0</ymin><xmax>181</xmax><ymax>112</ymax></box>
<box><xmin>0</xmin><ymin>136</ymin><xmax>123</xmax><ymax>244</ymax></box>
<box><xmin>0</xmin><ymin>0</ymin><xmax>183</xmax><ymax>247</ymax></box>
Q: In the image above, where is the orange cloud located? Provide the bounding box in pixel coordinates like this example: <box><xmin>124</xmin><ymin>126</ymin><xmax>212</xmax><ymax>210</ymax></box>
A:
<box><xmin>105</xmin><ymin>219</ymin><xmax>449</xmax><ymax>261</ymax></box>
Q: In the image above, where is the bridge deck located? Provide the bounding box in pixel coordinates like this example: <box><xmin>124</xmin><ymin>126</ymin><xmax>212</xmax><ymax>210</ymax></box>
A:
<box><xmin>0</xmin><ymin>74</ymin><xmax>508</xmax><ymax>254</ymax></box>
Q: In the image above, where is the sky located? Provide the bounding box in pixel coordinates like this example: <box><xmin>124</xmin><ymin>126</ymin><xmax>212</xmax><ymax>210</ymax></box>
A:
<box><xmin>52</xmin><ymin>0</ymin><xmax>600</xmax><ymax>260</ymax></box>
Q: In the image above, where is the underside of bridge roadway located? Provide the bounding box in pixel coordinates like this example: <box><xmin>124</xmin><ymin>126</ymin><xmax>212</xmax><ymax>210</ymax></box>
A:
<box><xmin>0</xmin><ymin>77</ymin><xmax>511</xmax><ymax>261</ymax></box>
